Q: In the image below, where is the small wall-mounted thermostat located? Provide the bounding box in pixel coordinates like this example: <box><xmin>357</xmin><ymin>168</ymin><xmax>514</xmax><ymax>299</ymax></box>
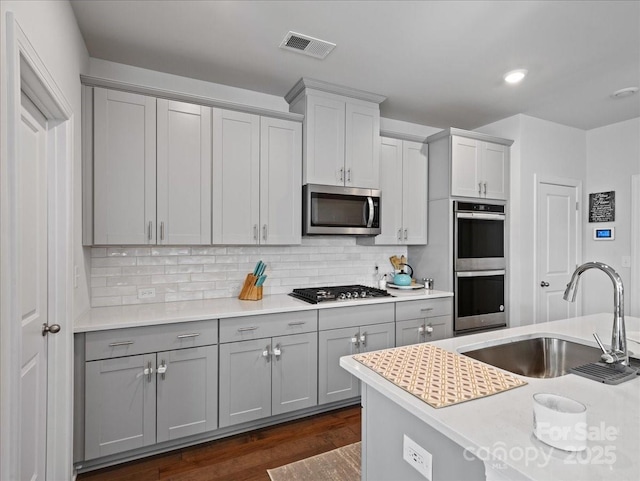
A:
<box><xmin>593</xmin><ymin>227</ymin><xmax>615</xmax><ymax>240</ymax></box>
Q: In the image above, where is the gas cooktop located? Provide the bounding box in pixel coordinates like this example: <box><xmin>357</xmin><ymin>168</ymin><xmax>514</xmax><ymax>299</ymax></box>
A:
<box><xmin>289</xmin><ymin>285</ymin><xmax>392</xmax><ymax>304</ymax></box>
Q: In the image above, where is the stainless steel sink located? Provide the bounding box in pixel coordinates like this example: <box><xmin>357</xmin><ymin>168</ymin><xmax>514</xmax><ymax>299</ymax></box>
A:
<box><xmin>461</xmin><ymin>336</ymin><xmax>602</xmax><ymax>378</ymax></box>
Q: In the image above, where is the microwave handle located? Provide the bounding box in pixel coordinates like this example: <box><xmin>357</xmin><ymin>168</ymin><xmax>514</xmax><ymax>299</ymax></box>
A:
<box><xmin>366</xmin><ymin>197</ymin><xmax>374</xmax><ymax>228</ymax></box>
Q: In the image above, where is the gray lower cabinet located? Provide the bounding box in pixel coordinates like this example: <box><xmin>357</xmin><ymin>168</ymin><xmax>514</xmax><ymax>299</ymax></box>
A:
<box><xmin>81</xmin><ymin>320</ymin><xmax>219</xmax><ymax>461</ymax></box>
<box><xmin>318</xmin><ymin>306</ymin><xmax>395</xmax><ymax>405</ymax></box>
<box><xmin>395</xmin><ymin>298</ymin><xmax>453</xmax><ymax>347</ymax></box>
<box><xmin>218</xmin><ymin>311</ymin><xmax>318</xmax><ymax>428</ymax></box>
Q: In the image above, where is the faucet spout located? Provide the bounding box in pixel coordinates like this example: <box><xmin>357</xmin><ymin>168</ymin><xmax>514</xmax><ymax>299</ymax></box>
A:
<box><xmin>563</xmin><ymin>261</ymin><xmax>628</xmax><ymax>365</ymax></box>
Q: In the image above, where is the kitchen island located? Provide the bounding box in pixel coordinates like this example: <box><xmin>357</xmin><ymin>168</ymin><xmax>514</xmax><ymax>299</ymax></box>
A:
<box><xmin>340</xmin><ymin>314</ymin><xmax>640</xmax><ymax>480</ymax></box>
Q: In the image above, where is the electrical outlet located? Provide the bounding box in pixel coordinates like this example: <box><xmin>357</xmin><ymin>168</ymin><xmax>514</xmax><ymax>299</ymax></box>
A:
<box><xmin>138</xmin><ymin>288</ymin><xmax>156</xmax><ymax>299</ymax></box>
<box><xmin>403</xmin><ymin>434</ymin><xmax>432</xmax><ymax>480</ymax></box>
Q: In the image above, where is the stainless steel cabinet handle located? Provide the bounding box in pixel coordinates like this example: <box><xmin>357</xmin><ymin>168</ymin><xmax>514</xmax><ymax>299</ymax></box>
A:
<box><xmin>404</xmin><ymin>229</ymin><xmax>408</xmax><ymax>240</ymax></box>
<box><xmin>108</xmin><ymin>340</ymin><xmax>134</xmax><ymax>347</ymax></box>
<box><xmin>148</xmin><ymin>221</ymin><xmax>152</xmax><ymax>241</ymax></box>
<box><xmin>177</xmin><ymin>333</ymin><xmax>200</xmax><ymax>339</ymax></box>
<box><xmin>418</xmin><ymin>325</ymin><xmax>425</xmax><ymax>334</ymax></box>
<box><xmin>478</xmin><ymin>182</ymin><xmax>482</xmax><ymax>195</ymax></box>
<box><xmin>347</xmin><ymin>168</ymin><xmax>352</xmax><ymax>183</ymax></box>
<box><xmin>359</xmin><ymin>333</ymin><xmax>366</xmax><ymax>347</ymax></box>
<box><xmin>425</xmin><ymin>325</ymin><xmax>434</xmax><ymax>334</ymax></box>
<box><xmin>253</xmin><ymin>224</ymin><xmax>258</xmax><ymax>241</ymax></box>
<box><xmin>263</xmin><ymin>224</ymin><xmax>267</xmax><ymax>241</ymax></box>
<box><xmin>483</xmin><ymin>182</ymin><xmax>487</xmax><ymax>194</ymax></box>
<box><xmin>262</xmin><ymin>347</ymin><xmax>271</xmax><ymax>361</ymax></box>
<box><xmin>157</xmin><ymin>360</ymin><xmax>167</xmax><ymax>380</ymax></box>
<box><xmin>160</xmin><ymin>221</ymin><xmax>165</xmax><ymax>241</ymax></box>
<box><xmin>420</xmin><ymin>307</ymin><xmax>433</xmax><ymax>312</ymax></box>
<box><xmin>237</xmin><ymin>326</ymin><xmax>259</xmax><ymax>332</ymax></box>
<box><xmin>288</xmin><ymin>321</ymin><xmax>306</xmax><ymax>326</ymax></box>
<box><xmin>540</xmin><ymin>281</ymin><xmax>550</xmax><ymax>287</ymax></box>
<box><xmin>144</xmin><ymin>361</ymin><xmax>154</xmax><ymax>382</ymax></box>
<box><xmin>351</xmin><ymin>335</ymin><xmax>359</xmax><ymax>348</ymax></box>
<box><xmin>273</xmin><ymin>344</ymin><xmax>282</xmax><ymax>359</ymax></box>
<box><xmin>340</xmin><ymin>168</ymin><xmax>344</xmax><ymax>182</ymax></box>
<box><xmin>398</xmin><ymin>229</ymin><xmax>402</xmax><ymax>240</ymax></box>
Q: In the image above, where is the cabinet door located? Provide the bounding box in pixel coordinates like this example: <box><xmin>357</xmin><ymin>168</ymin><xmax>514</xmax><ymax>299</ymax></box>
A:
<box><xmin>157</xmin><ymin>100</ymin><xmax>212</xmax><ymax>244</ymax></box>
<box><xmin>345</xmin><ymin>102</ymin><xmax>380</xmax><ymax>188</ymax></box>
<box><xmin>93</xmin><ymin>88</ymin><xmax>156</xmax><ymax>244</ymax></box>
<box><xmin>402</xmin><ymin>140</ymin><xmax>428</xmax><ymax>244</ymax></box>
<box><xmin>395</xmin><ymin>318</ymin><xmax>425</xmax><ymax>347</ymax></box>
<box><xmin>319</xmin><ymin>327</ymin><xmax>360</xmax><ymax>405</ymax></box>
<box><xmin>219</xmin><ymin>339</ymin><xmax>271</xmax><ymax>427</ymax></box>
<box><xmin>272</xmin><ymin>332</ymin><xmax>318</xmax><ymax>415</ymax></box>
<box><xmin>481</xmin><ymin>142</ymin><xmax>508</xmax><ymax>200</ymax></box>
<box><xmin>450</xmin><ymin>136</ymin><xmax>481</xmax><ymax>198</ymax></box>
<box><xmin>212</xmin><ymin>109</ymin><xmax>260</xmax><ymax>244</ymax></box>
<box><xmin>84</xmin><ymin>354</ymin><xmax>156</xmax><ymax>460</ymax></box>
<box><xmin>156</xmin><ymin>345</ymin><xmax>218</xmax><ymax>443</ymax></box>
<box><xmin>304</xmin><ymin>94</ymin><xmax>345</xmax><ymax>186</ymax></box>
<box><xmin>376</xmin><ymin>137</ymin><xmax>403</xmax><ymax>244</ymax></box>
<box><xmin>359</xmin><ymin>322</ymin><xmax>395</xmax><ymax>353</ymax></box>
<box><xmin>260</xmin><ymin>117</ymin><xmax>302</xmax><ymax>245</ymax></box>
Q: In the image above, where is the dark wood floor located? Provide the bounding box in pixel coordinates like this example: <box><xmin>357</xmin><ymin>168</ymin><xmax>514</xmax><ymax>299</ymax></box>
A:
<box><xmin>78</xmin><ymin>406</ymin><xmax>362</xmax><ymax>481</ymax></box>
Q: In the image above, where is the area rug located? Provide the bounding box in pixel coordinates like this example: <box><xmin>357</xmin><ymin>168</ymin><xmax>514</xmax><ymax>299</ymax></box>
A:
<box><xmin>267</xmin><ymin>442</ymin><xmax>361</xmax><ymax>481</ymax></box>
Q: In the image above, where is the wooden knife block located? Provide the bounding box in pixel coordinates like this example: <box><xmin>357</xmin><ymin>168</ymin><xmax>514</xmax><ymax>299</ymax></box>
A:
<box><xmin>238</xmin><ymin>273</ymin><xmax>263</xmax><ymax>301</ymax></box>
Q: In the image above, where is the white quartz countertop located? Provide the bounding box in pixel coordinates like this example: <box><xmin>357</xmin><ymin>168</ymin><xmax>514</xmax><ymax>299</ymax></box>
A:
<box><xmin>74</xmin><ymin>289</ymin><xmax>453</xmax><ymax>332</ymax></box>
<box><xmin>341</xmin><ymin>314</ymin><xmax>640</xmax><ymax>481</ymax></box>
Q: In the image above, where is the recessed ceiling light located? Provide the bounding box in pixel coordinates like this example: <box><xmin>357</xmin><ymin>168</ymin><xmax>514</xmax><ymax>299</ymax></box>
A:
<box><xmin>611</xmin><ymin>87</ymin><xmax>639</xmax><ymax>98</ymax></box>
<box><xmin>504</xmin><ymin>69</ymin><xmax>528</xmax><ymax>84</ymax></box>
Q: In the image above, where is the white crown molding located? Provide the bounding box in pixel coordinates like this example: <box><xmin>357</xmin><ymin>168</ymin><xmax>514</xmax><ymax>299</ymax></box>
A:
<box><xmin>285</xmin><ymin>77</ymin><xmax>386</xmax><ymax>105</ymax></box>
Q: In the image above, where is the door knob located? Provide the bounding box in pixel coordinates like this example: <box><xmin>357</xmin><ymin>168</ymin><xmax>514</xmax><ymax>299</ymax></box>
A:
<box><xmin>42</xmin><ymin>323</ymin><xmax>61</xmax><ymax>336</ymax></box>
<box><xmin>540</xmin><ymin>281</ymin><xmax>550</xmax><ymax>287</ymax></box>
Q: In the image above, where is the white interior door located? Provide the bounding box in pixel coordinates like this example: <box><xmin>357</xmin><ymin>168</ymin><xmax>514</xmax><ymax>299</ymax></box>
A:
<box><xmin>536</xmin><ymin>180</ymin><xmax>580</xmax><ymax>323</ymax></box>
<box><xmin>19</xmin><ymin>92</ymin><xmax>48</xmax><ymax>480</ymax></box>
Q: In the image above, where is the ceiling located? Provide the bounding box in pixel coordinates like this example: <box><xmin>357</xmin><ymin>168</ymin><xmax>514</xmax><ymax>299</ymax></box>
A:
<box><xmin>70</xmin><ymin>0</ymin><xmax>640</xmax><ymax>131</ymax></box>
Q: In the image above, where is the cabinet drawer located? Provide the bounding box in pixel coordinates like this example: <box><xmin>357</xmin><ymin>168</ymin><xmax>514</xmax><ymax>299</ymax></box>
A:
<box><xmin>395</xmin><ymin>297</ymin><xmax>452</xmax><ymax>322</ymax></box>
<box><xmin>219</xmin><ymin>311</ymin><xmax>317</xmax><ymax>343</ymax></box>
<box><xmin>85</xmin><ymin>320</ymin><xmax>218</xmax><ymax>361</ymax></box>
<box><xmin>319</xmin><ymin>303</ymin><xmax>394</xmax><ymax>331</ymax></box>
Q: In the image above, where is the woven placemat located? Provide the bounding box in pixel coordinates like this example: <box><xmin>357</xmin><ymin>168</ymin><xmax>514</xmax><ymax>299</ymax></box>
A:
<box><xmin>353</xmin><ymin>343</ymin><xmax>527</xmax><ymax>408</ymax></box>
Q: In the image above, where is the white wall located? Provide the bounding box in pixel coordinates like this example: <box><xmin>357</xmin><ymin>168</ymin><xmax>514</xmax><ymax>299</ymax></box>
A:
<box><xmin>477</xmin><ymin>115</ymin><xmax>587</xmax><ymax>326</ymax></box>
<box><xmin>584</xmin><ymin>117</ymin><xmax>640</xmax><ymax>316</ymax></box>
<box><xmin>1</xmin><ymin>0</ymin><xmax>91</xmax><ymax>319</ymax></box>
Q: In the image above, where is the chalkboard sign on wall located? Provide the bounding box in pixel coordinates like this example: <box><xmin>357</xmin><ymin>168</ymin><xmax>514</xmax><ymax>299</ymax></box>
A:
<box><xmin>589</xmin><ymin>191</ymin><xmax>615</xmax><ymax>223</ymax></box>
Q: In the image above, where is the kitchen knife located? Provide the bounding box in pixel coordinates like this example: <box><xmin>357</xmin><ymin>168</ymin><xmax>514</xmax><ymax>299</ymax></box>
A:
<box><xmin>253</xmin><ymin>260</ymin><xmax>263</xmax><ymax>276</ymax></box>
<box><xmin>257</xmin><ymin>262</ymin><xmax>267</xmax><ymax>276</ymax></box>
<box><xmin>255</xmin><ymin>275</ymin><xmax>267</xmax><ymax>287</ymax></box>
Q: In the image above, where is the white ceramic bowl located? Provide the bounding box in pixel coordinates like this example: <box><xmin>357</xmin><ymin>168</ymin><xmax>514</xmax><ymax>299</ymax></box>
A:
<box><xmin>533</xmin><ymin>393</ymin><xmax>587</xmax><ymax>451</ymax></box>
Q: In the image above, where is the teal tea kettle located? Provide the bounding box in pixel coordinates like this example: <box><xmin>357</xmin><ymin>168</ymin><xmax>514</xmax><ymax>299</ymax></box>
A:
<box><xmin>393</xmin><ymin>264</ymin><xmax>414</xmax><ymax>286</ymax></box>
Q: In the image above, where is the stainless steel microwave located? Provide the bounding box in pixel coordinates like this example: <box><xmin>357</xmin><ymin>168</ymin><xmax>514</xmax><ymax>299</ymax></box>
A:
<box><xmin>303</xmin><ymin>184</ymin><xmax>381</xmax><ymax>236</ymax></box>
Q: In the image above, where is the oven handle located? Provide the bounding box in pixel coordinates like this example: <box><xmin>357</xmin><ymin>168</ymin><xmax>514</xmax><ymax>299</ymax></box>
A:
<box><xmin>456</xmin><ymin>270</ymin><xmax>506</xmax><ymax>277</ymax></box>
<box><xmin>456</xmin><ymin>212</ymin><xmax>505</xmax><ymax>221</ymax></box>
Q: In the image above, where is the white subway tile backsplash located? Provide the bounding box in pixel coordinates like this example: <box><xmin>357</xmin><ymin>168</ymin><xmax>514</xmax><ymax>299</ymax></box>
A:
<box><xmin>90</xmin><ymin>237</ymin><xmax>407</xmax><ymax>307</ymax></box>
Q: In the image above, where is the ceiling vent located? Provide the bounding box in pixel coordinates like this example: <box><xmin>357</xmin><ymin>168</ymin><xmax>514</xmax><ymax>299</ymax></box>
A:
<box><xmin>279</xmin><ymin>31</ymin><xmax>336</xmax><ymax>59</ymax></box>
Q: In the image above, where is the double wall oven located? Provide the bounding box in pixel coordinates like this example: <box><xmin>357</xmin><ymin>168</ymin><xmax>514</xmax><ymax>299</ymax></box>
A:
<box><xmin>454</xmin><ymin>201</ymin><xmax>506</xmax><ymax>334</ymax></box>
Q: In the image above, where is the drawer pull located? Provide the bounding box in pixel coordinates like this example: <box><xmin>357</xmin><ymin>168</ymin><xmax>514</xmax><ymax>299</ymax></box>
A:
<box><xmin>108</xmin><ymin>341</ymin><xmax>134</xmax><ymax>347</ymax></box>
<box><xmin>144</xmin><ymin>361</ymin><xmax>154</xmax><ymax>382</ymax></box>
<box><xmin>157</xmin><ymin>360</ymin><xmax>167</xmax><ymax>380</ymax></box>
<box><xmin>425</xmin><ymin>326</ymin><xmax>434</xmax><ymax>334</ymax></box>
<box><xmin>177</xmin><ymin>333</ymin><xmax>200</xmax><ymax>339</ymax></box>
<box><xmin>420</xmin><ymin>308</ymin><xmax>434</xmax><ymax>312</ymax></box>
<box><xmin>287</xmin><ymin>321</ymin><xmax>306</xmax><ymax>326</ymax></box>
<box><xmin>237</xmin><ymin>326</ymin><xmax>259</xmax><ymax>332</ymax></box>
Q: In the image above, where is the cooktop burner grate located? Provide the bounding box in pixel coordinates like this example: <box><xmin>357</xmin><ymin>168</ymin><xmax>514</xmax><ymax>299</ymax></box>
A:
<box><xmin>289</xmin><ymin>285</ymin><xmax>391</xmax><ymax>304</ymax></box>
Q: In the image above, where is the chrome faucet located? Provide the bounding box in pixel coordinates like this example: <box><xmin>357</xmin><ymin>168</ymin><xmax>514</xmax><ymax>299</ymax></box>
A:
<box><xmin>563</xmin><ymin>261</ymin><xmax>628</xmax><ymax>365</ymax></box>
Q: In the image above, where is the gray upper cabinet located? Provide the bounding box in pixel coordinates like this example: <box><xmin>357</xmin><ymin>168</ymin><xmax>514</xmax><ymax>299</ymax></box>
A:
<box><xmin>361</xmin><ymin>137</ymin><xmax>428</xmax><ymax>245</ymax></box>
<box><xmin>427</xmin><ymin>128</ymin><xmax>513</xmax><ymax>202</ymax></box>
<box><xmin>92</xmin><ymin>88</ymin><xmax>157</xmax><ymax>245</ymax></box>
<box><xmin>218</xmin><ymin>312</ymin><xmax>318</xmax><ymax>428</ymax></box>
<box><xmin>286</xmin><ymin>78</ymin><xmax>385</xmax><ymax>189</ymax></box>
<box><xmin>211</xmin><ymin>109</ymin><xmax>302</xmax><ymax>245</ymax></box>
<box><xmin>156</xmin><ymin>99</ymin><xmax>212</xmax><ymax>244</ymax></box>
<box><xmin>88</xmin><ymin>87</ymin><xmax>212</xmax><ymax>245</ymax></box>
